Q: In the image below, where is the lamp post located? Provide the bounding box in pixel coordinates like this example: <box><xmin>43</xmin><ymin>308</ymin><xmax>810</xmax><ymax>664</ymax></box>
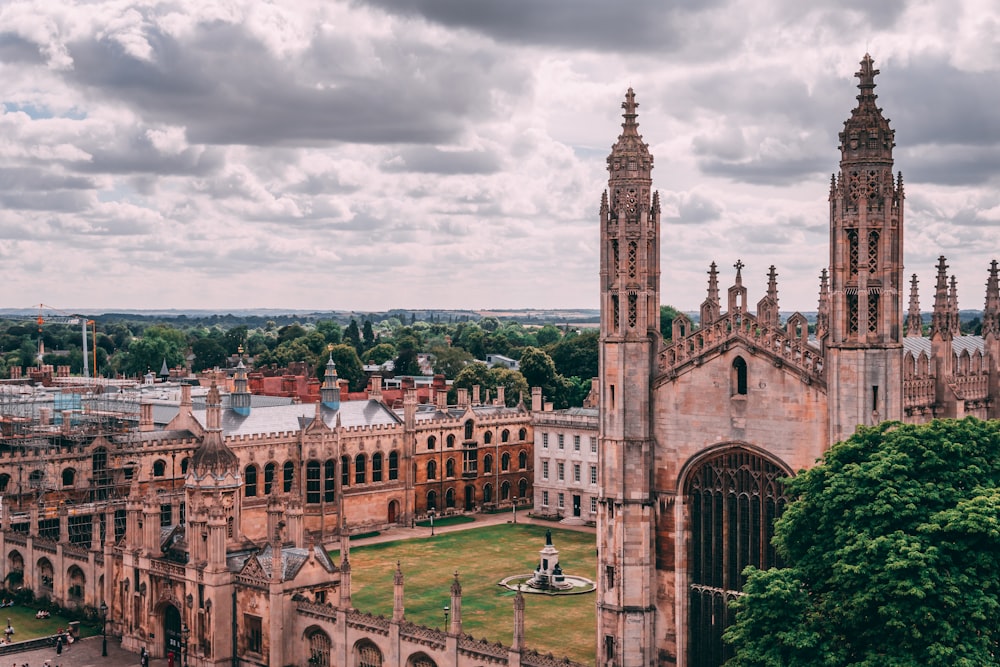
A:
<box><xmin>512</xmin><ymin>495</ymin><xmax>517</xmax><ymax>524</ymax></box>
<box><xmin>429</xmin><ymin>510</ymin><xmax>435</xmax><ymax>537</ymax></box>
<box><xmin>443</xmin><ymin>605</ymin><xmax>449</xmax><ymax>631</ymax></box>
<box><xmin>181</xmin><ymin>623</ymin><xmax>190</xmax><ymax>667</ymax></box>
<box><xmin>99</xmin><ymin>600</ymin><xmax>108</xmax><ymax>657</ymax></box>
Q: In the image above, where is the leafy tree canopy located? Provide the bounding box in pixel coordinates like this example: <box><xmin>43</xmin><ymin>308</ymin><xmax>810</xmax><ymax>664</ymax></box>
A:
<box><xmin>726</xmin><ymin>418</ymin><xmax>1000</xmax><ymax>667</ymax></box>
<box><xmin>327</xmin><ymin>344</ymin><xmax>366</xmax><ymax>392</ymax></box>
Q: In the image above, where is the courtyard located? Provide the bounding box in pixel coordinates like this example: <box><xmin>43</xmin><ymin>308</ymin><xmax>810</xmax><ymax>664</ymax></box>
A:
<box><xmin>337</xmin><ymin>522</ymin><xmax>598</xmax><ymax>666</ymax></box>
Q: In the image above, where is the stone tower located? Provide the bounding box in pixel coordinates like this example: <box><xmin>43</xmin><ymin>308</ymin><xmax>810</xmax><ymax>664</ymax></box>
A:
<box><xmin>826</xmin><ymin>54</ymin><xmax>905</xmax><ymax>443</ymax></box>
<box><xmin>597</xmin><ymin>88</ymin><xmax>659</xmax><ymax>667</ymax></box>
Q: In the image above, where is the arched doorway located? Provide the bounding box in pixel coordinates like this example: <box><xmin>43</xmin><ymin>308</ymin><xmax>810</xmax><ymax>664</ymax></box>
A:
<box><xmin>163</xmin><ymin>604</ymin><xmax>182</xmax><ymax>659</ymax></box>
<box><xmin>388</xmin><ymin>499</ymin><xmax>399</xmax><ymax>524</ymax></box>
<box><xmin>464</xmin><ymin>485</ymin><xmax>475</xmax><ymax>511</ymax></box>
<box><xmin>684</xmin><ymin>447</ymin><xmax>789</xmax><ymax>667</ymax></box>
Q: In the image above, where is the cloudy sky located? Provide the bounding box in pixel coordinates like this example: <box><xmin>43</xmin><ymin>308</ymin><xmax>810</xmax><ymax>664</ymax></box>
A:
<box><xmin>2</xmin><ymin>0</ymin><xmax>998</xmax><ymax>313</ymax></box>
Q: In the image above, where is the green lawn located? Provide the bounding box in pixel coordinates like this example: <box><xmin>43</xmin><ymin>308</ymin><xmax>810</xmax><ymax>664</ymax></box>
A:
<box><xmin>0</xmin><ymin>604</ymin><xmax>101</xmax><ymax>642</ymax></box>
<box><xmin>336</xmin><ymin>524</ymin><xmax>597</xmax><ymax>666</ymax></box>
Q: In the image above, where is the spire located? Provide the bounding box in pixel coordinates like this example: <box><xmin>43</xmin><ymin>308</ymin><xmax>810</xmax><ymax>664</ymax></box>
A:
<box><xmin>190</xmin><ymin>381</ymin><xmax>239</xmax><ymax>478</ymax></box>
<box><xmin>392</xmin><ymin>561</ymin><xmax>405</xmax><ymax>622</ymax></box>
<box><xmin>727</xmin><ymin>259</ymin><xmax>748</xmax><ymax>315</ymax></box>
<box><xmin>930</xmin><ymin>256</ymin><xmax>952</xmax><ymax>339</ymax></box>
<box><xmin>757</xmin><ymin>265</ymin><xmax>780</xmax><ymax>327</ymax></box>
<box><xmin>839</xmin><ymin>54</ymin><xmax>894</xmax><ymax>165</ymax></box>
<box><xmin>320</xmin><ymin>353</ymin><xmax>340</xmax><ymax>410</ymax></box>
<box><xmin>231</xmin><ymin>359</ymin><xmax>251</xmax><ymax>416</ymax></box>
<box><xmin>606</xmin><ymin>87</ymin><xmax>653</xmax><ymax>215</ymax></box>
<box><xmin>512</xmin><ymin>590</ymin><xmax>525</xmax><ymax>651</ymax></box>
<box><xmin>449</xmin><ymin>570</ymin><xmax>463</xmax><ymax>635</ymax></box>
<box><xmin>905</xmin><ymin>274</ymin><xmax>922</xmax><ymax>337</ymax></box>
<box><xmin>816</xmin><ymin>268</ymin><xmax>830</xmax><ymax>341</ymax></box>
<box><xmin>948</xmin><ymin>275</ymin><xmax>960</xmax><ymax>333</ymax></box>
<box><xmin>700</xmin><ymin>262</ymin><xmax>721</xmax><ymax>325</ymax></box>
<box><xmin>984</xmin><ymin>260</ymin><xmax>1000</xmax><ymax>339</ymax></box>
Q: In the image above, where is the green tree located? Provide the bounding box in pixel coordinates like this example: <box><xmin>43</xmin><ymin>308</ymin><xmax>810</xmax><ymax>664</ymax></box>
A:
<box><xmin>393</xmin><ymin>335</ymin><xmax>422</xmax><ymax>376</ymax></box>
<box><xmin>344</xmin><ymin>319</ymin><xmax>362</xmax><ymax>353</ymax></box>
<box><xmin>536</xmin><ymin>324</ymin><xmax>562</xmax><ymax>347</ymax></box>
<box><xmin>547</xmin><ymin>330</ymin><xmax>598</xmax><ymax>381</ymax></box>
<box><xmin>191</xmin><ymin>338</ymin><xmax>228</xmax><ymax>372</ymax></box>
<box><xmin>316</xmin><ymin>320</ymin><xmax>343</xmax><ymax>345</ymax></box>
<box><xmin>362</xmin><ymin>320</ymin><xmax>376</xmax><ymax>350</ymax></box>
<box><xmin>430</xmin><ymin>345</ymin><xmax>473</xmax><ymax>379</ymax></box>
<box><xmin>660</xmin><ymin>305</ymin><xmax>681</xmax><ymax>339</ymax></box>
<box><xmin>726</xmin><ymin>418</ymin><xmax>1000</xmax><ymax>667</ymax></box>
<box><xmin>223</xmin><ymin>325</ymin><xmax>248</xmax><ymax>354</ymax></box>
<box><xmin>362</xmin><ymin>343</ymin><xmax>397</xmax><ymax>366</ymax></box>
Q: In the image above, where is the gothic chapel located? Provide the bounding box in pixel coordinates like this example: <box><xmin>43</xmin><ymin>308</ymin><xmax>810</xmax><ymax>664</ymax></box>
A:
<box><xmin>596</xmin><ymin>55</ymin><xmax>1000</xmax><ymax>666</ymax></box>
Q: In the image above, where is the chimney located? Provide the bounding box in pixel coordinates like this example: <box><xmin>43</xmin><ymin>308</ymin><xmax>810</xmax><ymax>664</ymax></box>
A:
<box><xmin>531</xmin><ymin>387</ymin><xmax>542</xmax><ymax>412</ymax></box>
<box><xmin>457</xmin><ymin>388</ymin><xmax>469</xmax><ymax>407</ymax></box>
<box><xmin>140</xmin><ymin>403</ymin><xmax>154</xmax><ymax>432</ymax></box>
<box><xmin>496</xmin><ymin>385</ymin><xmax>505</xmax><ymax>407</ymax></box>
<box><xmin>368</xmin><ymin>375</ymin><xmax>383</xmax><ymax>401</ymax></box>
<box><xmin>472</xmin><ymin>385</ymin><xmax>481</xmax><ymax>405</ymax></box>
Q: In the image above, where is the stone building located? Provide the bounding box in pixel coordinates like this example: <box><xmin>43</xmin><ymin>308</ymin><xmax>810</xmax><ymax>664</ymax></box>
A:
<box><xmin>0</xmin><ymin>356</ymin><xmax>541</xmax><ymax>666</ymax></box>
<box><xmin>596</xmin><ymin>55</ymin><xmax>1000</xmax><ymax>667</ymax></box>
<box><xmin>532</xmin><ymin>402</ymin><xmax>598</xmax><ymax>524</ymax></box>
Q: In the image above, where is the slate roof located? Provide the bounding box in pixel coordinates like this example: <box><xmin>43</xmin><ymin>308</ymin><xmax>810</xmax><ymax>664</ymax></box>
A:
<box><xmin>191</xmin><ymin>399</ymin><xmax>401</xmax><ymax>438</ymax></box>
<box><xmin>239</xmin><ymin>543</ymin><xmax>336</xmax><ymax>580</ymax></box>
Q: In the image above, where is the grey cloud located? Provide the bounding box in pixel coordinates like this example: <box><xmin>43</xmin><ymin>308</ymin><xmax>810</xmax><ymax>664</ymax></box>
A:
<box><xmin>0</xmin><ymin>191</ymin><xmax>90</xmax><ymax>212</ymax></box>
<box><xmin>361</xmin><ymin>0</ymin><xmax>722</xmax><ymax>52</ymax></box>
<box><xmin>700</xmin><ymin>155</ymin><xmax>828</xmax><ymax>186</ymax></box>
<box><xmin>0</xmin><ymin>33</ymin><xmax>45</xmax><ymax>64</ymax></box>
<box><xmin>64</xmin><ymin>20</ymin><xmax>515</xmax><ymax>147</ymax></box>
<box><xmin>900</xmin><ymin>145</ymin><xmax>1000</xmax><ymax>186</ymax></box>
<box><xmin>666</xmin><ymin>193</ymin><xmax>723</xmax><ymax>225</ymax></box>
<box><xmin>71</xmin><ymin>132</ymin><xmax>224</xmax><ymax>176</ymax></box>
<box><xmin>381</xmin><ymin>147</ymin><xmax>501</xmax><ymax>174</ymax></box>
<box><xmin>878</xmin><ymin>56</ymin><xmax>1000</xmax><ymax>148</ymax></box>
<box><xmin>0</xmin><ymin>167</ymin><xmax>95</xmax><ymax>191</ymax></box>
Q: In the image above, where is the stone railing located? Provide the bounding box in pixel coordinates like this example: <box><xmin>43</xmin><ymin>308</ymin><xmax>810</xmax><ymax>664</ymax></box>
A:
<box><xmin>33</xmin><ymin>541</ymin><xmax>57</xmax><ymax>554</ymax></box>
<box><xmin>62</xmin><ymin>544</ymin><xmax>90</xmax><ymax>560</ymax></box>
<box><xmin>658</xmin><ymin>312</ymin><xmax>825</xmax><ymax>386</ymax></box>
<box><xmin>458</xmin><ymin>635</ymin><xmax>509</xmax><ymax>661</ymax></box>
<box><xmin>951</xmin><ymin>374</ymin><xmax>989</xmax><ymax>401</ymax></box>
<box><xmin>521</xmin><ymin>649</ymin><xmax>588</xmax><ymax>667</ymax></box>
<box><xmin>295</xmin><ymin>599</ymin><xmax>338</xmax><ymax>621</ymax></box>
<box><xmin>3</xmin><ymin>532</ymin><xmax>27</xmax><ymax>546</ymax></box>
<box><xmin>346</xmin><ymin>610</ymin><xmax>390</xmax><ymax>635</ymax></box>
<box><xmin>399</xmin><ymin>622</ymin><xmax>446</xmax><ymax>650</ymax></box>
<box><xmin>149</xmin><ymin>559</ymin><xmax>186</xmax><ymax>579</ymax></box>
<box><xmin>903</xmin><ymin>377</ymin><xmax>935</xmax><ymax>409</ymax></box>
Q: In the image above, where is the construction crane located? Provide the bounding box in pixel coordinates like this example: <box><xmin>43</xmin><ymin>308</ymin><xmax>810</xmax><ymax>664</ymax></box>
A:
<box><xmin>3</xmin><ymin>304</ymin><xmax>97</xmax><ymax>378</ymax></box>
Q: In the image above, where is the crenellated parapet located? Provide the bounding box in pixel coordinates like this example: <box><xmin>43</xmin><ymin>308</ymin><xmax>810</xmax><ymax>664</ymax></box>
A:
<box><xmin>657</xmin><ymin>310</ymin><xmax>825</xmax><ymax>387</ymax></box>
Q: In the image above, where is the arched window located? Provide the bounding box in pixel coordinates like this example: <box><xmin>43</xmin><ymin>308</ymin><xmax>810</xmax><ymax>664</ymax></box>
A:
<box><xmin>427</xmin><ymin>460</ymin><xmax>437</xmax><ymax>480</ymax></box>
<box><xmin>408</xmin><ymin>652</ymin><xmax>438</xmax><ymax>667</ymax></box>
<box><xmin>501</xmin><ymin>429</ymin><xmax>510</xmax><ymax>443</ymax></box>
<box><xmin>153</xmin><ymin>459</ymin><xmax>166</xmax><ymax>477</ymax></box>
<box><xmin>501</xmin><ymin>452</ymin><xmax>510</xmax><ymax>471</ymax></box>
<box><xmin>62</xmin><ymin>468</ymin><xmax>76</xmax><ymax>487</ymax></box>
<box><xmin>341</xmin><ymin>455</ymin><xmax>350</xmax><ymax>487</ymax></box>
<box><xmin>263</xmin><ymin>462</ymin><xmax>276</xmax><ymax>495</ymax></box>
<box><xmin>308</xmin><ymin>629</ymin><xmax>331</xmax><ymax>667</ymax></box>
<box><xmin>427</xmin><ymin>490</ymin><xmax>437</xmax><ymax>511</ymax></box>
<box><xmin>446</xmin><ymin>458</ymin><xmax>455</xmax><ymax>478</ymax></box>
<box><xmin>180</xmin><ymin>457</ymin><xmax>189</xmax><ymax>474</ymax></box>
<box><xmin>356</xmin><ymin>641</ymin><xmax>383</xmax><ymax>667</ymax></box>
<box><xmin>282</xmin><ymin>461</ymin><xmax>294</xmax><ymax>492</ymax></box>
<box><xmin>483</xmin><ymin>454</ymin><xmax>493</xmax><ymax>474</ymax></box>
<box><xmin>445</xmin><ymin>487</ymin><xmax>455</xmax><ymax>508</ymax></box>
<box><xmin>0</xmin><ymin>474</ymin><xmax>9</xmax><ymax>492</ymax></box>
<box><xmin>518</xmin><ymin>451</ymin><xmax>527</xmax><ymax>469</ymax></box>
<box><xmin>483</xmin><ymin>431</ymin><xmax>492</xmax><ymax>444</ymax></box>
<box><xmin>483</xmin><ymin>483</ymin><xmax>493</xmax><ymax>503</ymax></box>
<box><xmin>518</xmin><ymin>478</ymin><xmax>528</xmax><ymax>499</ymax></box>
<box><xmin>355</xmin><ymin>454</ymin><xmax>367</xmax><ymax>485</ymax></box>
<box><xmin>518</xmin><ymin>428</ymin><xmax>527</xmax><ymax>441</ymax></box>
<box><xmin>500</xmin><ymin>481</ymin><xmax>511</xmax><ymax>501</ymax></box>
<box><xmin>244</xmin><ymin>465</ymin><xmax>258</xmax><ymax>497</ymax></box>
<box><xmin>464</xmin><ymin>419</ymin><xmax>474</xmax><ymax>440</ymax></box>
<box><xmin>686</xmin><ymin>448</ymin><xmax>789</xmax><ymax>666</ymax></box>
<box><xmin>388</xmin><ymin>451</ymin><xmax>399</xmax><ymax>480</ymax></box>
<box><xmin>324</xmin><ymin>460</ymin><xmax>336</xmax><ymax>502</ymax></box>
<box><xmin>371</xmin><ymin>453</ymin><xmax>383</xmax><ymax>483</ymax></box>
<box><xmin>446</xmin><ymin>434</ymin><xmax>455</xmax><ymax>448</ymax></box>
<box><xmin>732</xmin><ymin>357</ymin><xmax>748</xmax><ymax>396</ymax></box>
<box><xmin>306</xmin><ymin>460</ymin><xmax>321</xmax><ymax>503</ymax></box>
<box><xmin>427</xmin><ymin>435</ymin><xmax>436</xmax><ymax>450</ymax></box>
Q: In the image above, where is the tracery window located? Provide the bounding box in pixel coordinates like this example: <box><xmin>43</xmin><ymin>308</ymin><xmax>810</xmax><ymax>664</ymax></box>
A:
<box><xmin>324</xmin><ymin>460</ymin><xmax>336</xmax><ymax>502</ymax></box>
<box><xmin>282</xmin><ymin>461</ymin><xmax>294</xmax><ymax>492</ymax></box>
<box><xmin>264</xmin><ymin>463</ymin><xmax>276</xmax><ymax>495</ymax></box>
<box><xmin>686</xmin><ymin>448</ymin><xmax>789</xmax><ymax>667</ymax></box>
<box><xmin>357</xmin><ymin>642</ymin><xmax>383</xmax><ymax>667</ymax></box>
<box><xmin>628</xmin><ymin>293</ymin><xmax>638</xmax><ymax>328</ymax></box>
<box><xmin>627</xmin><ymin>241</ymin><xmax>637</xmax><ymax>279</ymax></box>
<box><xmin>308</xmin><ymin>630</ymin><xmax>331</xmax><ymax>666</ymax></box>
<box><xmin>868</xmin><ymin>230</ymin><xmax>879</xmax><ymax>273</ymax></box>
<box><xmin>868</xmin><ymin>291</ymin><xmax>880</xmax><ymax>333</ymax></box>
<box><xmin>306</xmin><ymin>460</ymin><xmax>321</xmax><ymax>504</ymax></box>
<box><xmin>388</xmin><ymin>451</ymin><xmax>399</xmax><ymax>481</ymax></box>
<box><xmin>371</xmin><ymin>452</ymin><xmax>383</xmax><ymax>483</ymax></box>
<box><xmin>848</xmin><ymin>294</ymin><xmax>860</xmax><ymax>334</ymax></box>
<box><xmin>355</xmin><ymin>454</ymin><xmax>366</xmax><ymax>485</ymax></box>
<box><xmin>847</xmin><ymin>229</ymin><xmax>859</xmax><ymax>276</ymax></box>
<box><xmin>244</xmin><ymin>465</ymin><xmax>258</xmax><ymax>497</ymax></box>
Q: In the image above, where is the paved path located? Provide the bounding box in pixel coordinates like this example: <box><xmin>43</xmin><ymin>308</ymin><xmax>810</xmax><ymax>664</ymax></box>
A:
<box><xmin>344</xmin><ymin>508</ymin><xmax>595</xmax><ymax>549</ymax></box>
<box><xmin>4</xmin><ymin>635</ymin><xmax>177</xmax><ymax>667</ymax></box>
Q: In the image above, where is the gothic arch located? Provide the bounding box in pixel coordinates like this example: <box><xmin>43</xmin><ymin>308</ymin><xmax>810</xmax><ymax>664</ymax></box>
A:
<box><xmin>37</xmin><ymin>557</ymin><xmax>54</xmax><ymax>595</ymax></box>
<box><xmin>353</xmin><ymin>638</ymin><xmax>383</xmax><ymax>667</ymax></box>
<box><xmin>67</xmin><ymin>564</ymin><xmax>86</xmax><ymax>604</ymax></box>
<box><xmin>305</xmin><ymin>626</ymin><xmax>332</xmax><ymax>666</ymax></box>
<box><xmin>406</xmin><ymin>652</ymin><xmax>437</xmax><ymax>667</ymax></box>
<box><xmin>677</xmin><ymin>442</ymin><xmax>793</xmax><ymax>667</ymax></box>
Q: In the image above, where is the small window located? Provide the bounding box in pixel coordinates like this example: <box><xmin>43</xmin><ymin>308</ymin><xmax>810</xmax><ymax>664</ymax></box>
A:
<box><xmin>427</xmin><ymin>460</ymin><xmax>437</xmax><ymax>480</ymax></box>
<box><xmin>573</xmin><ymin>464</ymin><xmax>581</xmax><ymax>482</ymax></box>
<box><xmin>446</xmin><ymin>458</ymin><xmax>455</xmax><ymax>478</ymax></box>
<box><xmin>464</xmin><ymin>419</ymin><xmax>474</xmax><ymax>440</ymax></box>
<box><xmin>558</xmin><ymin>492</ymin><xmax>564</xmax><ymax>508</ymax></box>
<box><xmin>264</xmin><ymin>463</ymin><xmax>275</xmax><ymax>494</ymax></box>
<box><xmin>483</xmin><ymin>454</ymin><xmax>493</xmax><ymax>474</ymax></box>
<box><xmin>341</xmin><ymin>455</ymin><xmax>350</xmax><ymax>487</ymax></box>
<box><xmin>246</xmin><ymin>615</ymin><xmax>262</xmax><ymax>654</ymax></box>
<box><xmin>573</xmin><ymin>435</ymin><xmax>580</xmax><ymax>451</ymax></box>
<box><xmin>388</xmin><ymin>451</ymin><xmax>399</xmax><ymax>481</ymax></box>
<box><xmin>160</xmin><ymin>504</ymin><xmax>172</xmax><ymax>527</ymax></box>
<box><xmin>371</xmin><ymin>452</ymin><xmax>383</xmax><ymax>483</ymax></box>
<box><xmin>446</xmin><ymin>434</ymin><xmax>455</xmax><ymax>448</ymax></box>
<box><xmin>542</xmin><ymin>461</ymin><xmax>549</xmax><ymax>479</ymax></box>
<box><xmin>245</xmin><ymin>465</ymin><xmax>258</xmax><ymax>497</ymax></box>
<box><xmin>355</xmin><ymin>454</ymin><xmax>366</xmax><ymax>485</ymax></box>
<box><xmin>427</xmin><ymin>436</ymin><xmax>436</xmax><ymax>450</ymax></box>
<box><xmin>590</xmin><ymin>465</ymin><xmax>598</xmax><ymax>485</ymax></box>
<box><xmin>518</xmin><ymin>451</ymin><xmax>527</xmax><ymax>469</ymax></box>
<box><xmin>62</xmin><ymin>468</ymin><xmax>76</xmax><ymax>487</ymax></box>
<box><xmin>283</xmin><ymin>461</ymin><xmax>294</xmax><ymax>492</ymax></box>
<box><xmin>590</xmin><ymin>497</ymin><xmax>597</xmax><ymax>514</ymax></box>
<box><xmin>732</xmin><ymin>356</ymin><xmax>748</xmax><ymax>396</ymax></box>
<box><xmin>557</xmin><ymin>463</ymin><xmax>564</xmax><ymax>481</ymax></box>
<box><xmin>519</xmin><ymin>428</ymin><xmax>527</xmax><ymax>441</ymax></box>
<box><xmin>590</xmin><ymin>437</ymin><xmax>597</xmax><ymax>453</ymax></box>
<box><xmin>152</xmin><ymin>460</ymin><xmax>166</xmax><ymax>477</ymax></box>
<box><xmin>501</xmin><ymin>429</ymin><xmax>510</xmax><ymax>443</ymax></box>
<box><xmin>558</xmin><ymin>434</ymin><xmax>564</xmax><ymax>450</ymax></box>
<box><xmin>306</xmin><ymin>461</ymin><xmax>321</xmax><ymax>503</ymax></box>
<box><xmin>501</xmin><ymin>453</ymin><xmax>510</xmax><ymax>471</ymax></box>
<box><xmin>484</xmin><ymin>431</ymin><xmax>492</xmax><ymax>444</ymax></box>
<box><xmin>542</xmin><ymin>433</ymin><xmax>549</xmax><ymax>448</ymax></box>
<box><xmin>324</xmin><ymin>460</ymin><xmax>336</xmax><ymax>502</ymax></box>
<box><xmin>542</xmin><ymin>491</ymin><xmax>549</xmax><ymax>507</ymax></box>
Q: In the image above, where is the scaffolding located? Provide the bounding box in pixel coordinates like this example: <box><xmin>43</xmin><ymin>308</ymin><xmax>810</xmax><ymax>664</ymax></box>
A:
<box><xmin>0</xmin><ymin>384</ymin><xmax>141</xmax><ymax>449</ymax></box>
